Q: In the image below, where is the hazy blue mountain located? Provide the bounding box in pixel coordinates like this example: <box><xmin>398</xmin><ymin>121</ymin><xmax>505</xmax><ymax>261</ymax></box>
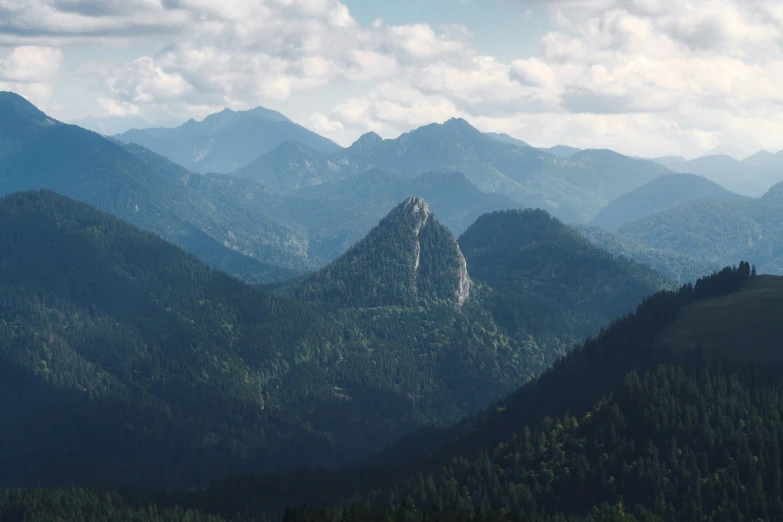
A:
<box><xmin>288</xmin><ymin>169</ymin><xmax>520</xmax><ymax>260</ymax></box>
<box><xmin>591</xmin><ymin>173</ymin><xmax>750</xmax><ymax>230</ymax></box>
<box><xmin>742</xmin><ymin>149</ymin><xmax>783</xmax><ymax>174</ymax></box>
<box><xmin>71</xmin><ymin>115</ymin><xmax>151</xmax><ymax>136</ymax></box>
<box><xmin>237</xmin><ymin>118</ymin><xmax>672</xmax><ymax>223</ymax></box>
<box><xmin>539</xmin><ymin>144</ymin><xmax>581</xmax><ymax>158</ymax></box>
<box><xmin>484</xmin><ymin>132</ymin><xmax>530</xmax><ymax>147</ymax></box>
<box><xmin>615</xmin><ymin>182</ymin><xmax>783</xmax><ymax>275</ymax></box>
<box><xmin>0</xmin><ymin>91</ymin><xmax>309</xmax><ymax>283</ymax></box>
<box><xmin>114</xmin><ymin>106</ymin><xmax>342</xmax><ymax>173</ymax></box>
<box><xmin>705</xmin><ymin>143</ymin><xmax>746</xmax><ymax>159</ymax></box>
<box><xmin>651</xmin><ymin>153</ymin><xmax>780</xmax><ymax>196</ymax></box>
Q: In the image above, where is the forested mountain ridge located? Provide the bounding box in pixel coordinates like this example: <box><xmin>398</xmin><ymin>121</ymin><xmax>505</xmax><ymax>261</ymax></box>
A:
<box><xmin>0</xmin><ymin>91</ymin><xmax>312</xmax><ymax>283</ymax></box>
<box><xmin>156</xmin><ymin>264</ymin><xmax>764</xmax><ymax>522</ymax></box>
<box><xmin>615</xmin><ymin>182</ymin><xmax>783</xmax><ymax>275</ymax></box>
<box><xmin>0</xmin><ymin>190</ymin><xmax>670</xmax><ymax>492</ymax></box>
<box><xmin>235</xmin><ymin>118</ymin><xmax>672</xmax><ymax>223</ymax></box>
<box><xmin>576</xmin><ymin>224</ymin><xmax>720</xmax><ymax>283</ymax></box>
<box><xmin>0</xmin><ymin>190</ymin><xmax>513</xmax><ymax>488</ymax></box>
<box><xmin>114</xmin><ymin>106</ymin><xmax>342</xmax><ymax>173</ymax></box>
<box><xmin>458</xmin><ymin>209</ymin><xmax>673</xmax><ymax>349</ymax></box>
<box><xmin>16</xmin><ymin>265</ymin><xmax>766</xmax><ymax>522</ymax></box>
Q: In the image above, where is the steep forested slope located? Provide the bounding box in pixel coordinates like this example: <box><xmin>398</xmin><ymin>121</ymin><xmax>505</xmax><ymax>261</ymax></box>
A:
<box><xmin>576</xmin><ymin>224</ymin><xmax>719</xmax><ymax>282</ymax></box>
<box><xmin>176</xmin><ymin>265</ymin><xmax>763</xmax><ymax>521</ymax></box>
<box><xmin>1</xmin><ymin>191</ymin><xmax>666</xmax><ymax>491</ymax></box>
<box><xmin>459</xmin><ymin>209</ymin><xmax>672</xmax><ymax>349</ymax></box>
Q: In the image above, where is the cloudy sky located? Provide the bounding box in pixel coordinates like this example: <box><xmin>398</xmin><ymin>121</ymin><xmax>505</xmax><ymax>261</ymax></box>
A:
<box><xmin>2</xmin><ymin>0</ymin><xmax>782</xmax><ymax>158</ymax></box>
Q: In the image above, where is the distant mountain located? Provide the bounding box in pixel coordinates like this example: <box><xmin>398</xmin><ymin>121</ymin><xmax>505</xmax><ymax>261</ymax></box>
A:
<box><xmin>742</xmin><ymin>149</ymin><xmax>783</xmax><ymax>173</ymax></box>
<box><xmin>237</xmin><ymin>118</ymin><xmax>672</xmax><ymax>223</ymax></box>
<box><xmin>72</xmin><ymin>115</ymin><xmax>151</xmax><ymax>136</ymax></box>
<box><xmin>651</xmin><ymin>153</ymin><xmax>780</xmax><ymax>196</ymax></box>
<box><xmin>484</xmin><ymin>132</ymin><xmax>530</xmax><ymax>147</ymax></box>
<box><xmin>614</xmin><ymin>182</ymin><xmax>783</xmax><ymax>275</ymax></box>
<box><xmin>591</xmin><ymin>173</ymin><xmax>750</xmax><ymax>230</ymax></box>
<box><xmin>0</xmin><ymin>91</ymin><xmax>310</xmax><ymax>283</ymax></box>
<box><xmin>705</xmin><ymin>143</ymin><xmax>746</xmax><ymax>159</ymax></box>
<box><xmin>459</xmin><ymin>209</ymin><xmax>673</xmax><ymax>346</ymax></box>
<box><xmin>539</xmin><ymin>144</ymin><xmax>581</xmax><ymax>158</ymax></box>
<box><xmin>288</xmin><ymin>169</ymin><xmax>520</xmax><ymax>260</ymax></box>
<box><xmin>114</xmin><ymin>106</ymin><xmax>342</xmax><ymax>173</ymax></box>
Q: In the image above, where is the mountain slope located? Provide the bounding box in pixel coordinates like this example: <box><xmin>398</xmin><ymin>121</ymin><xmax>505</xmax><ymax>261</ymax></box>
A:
<box><xmin>3</xmin><ymin>191</ymin><xmax>665</xmax><ymax>491</ymax></box>
<box><xmin>292</xmin><ymin>197</ymin><xmax>470</xmax><ymax>309</ymax></box>
<box><xmin>236</xmin><ymin>118</ymin><xmax>673</xmax><ymax>223</ymax></box>
<box><xmin>114</xmin><ymin>106</ymin><xmax>342</xmax><ymax>173</ymax></box>
<box><xmin>576</xmin><ymin>224</ymin><xmax>720</xmax><ymax>282</ymax></box>
<box><xmin>0</xmin><ymin>92</ymin><xmax>312</xmax><ymax>283</ymax></box>
<box><xmin>0</xmin><ymin>191</ymin><xmax>525</xmax><ymax>489</ymax></box>
<box><xmin>153</xmin><ymin>265</ymin><xmax>765</xmax><ymax>522</ymax></box>
<box><xmin>591</xmin><ymin>173</ymin><xmax>750</xmax><ymax>230</ymax></box>
<box><xmin>484</xmin><ymin>132</ymin><xmax>530</xmax><ymax>147</ymax></box>
<box><xmin>652</xmin><ymin>153</ymin><xmax>780</xmax><ymax>196</ymax></box>
<box><xmin>615</xmin><ymin>184</ymin><xmax>783</xmax><ymax>275</ymax></box>
<box><xmin>0</xmin><ymin>190</ymin><xmax>356</xmax><ymax>488</ymax></box>
<box><xmin>459</xmin><ymin>209</ymin><xmax>673</xmax><ymax>347</ymax></box>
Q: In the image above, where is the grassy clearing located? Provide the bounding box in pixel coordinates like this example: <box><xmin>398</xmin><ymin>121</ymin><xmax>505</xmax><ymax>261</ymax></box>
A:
<box><xmin>655</xmin><ymin>275</ymin><xmax>783</xmax><ymax>362</ymax></box>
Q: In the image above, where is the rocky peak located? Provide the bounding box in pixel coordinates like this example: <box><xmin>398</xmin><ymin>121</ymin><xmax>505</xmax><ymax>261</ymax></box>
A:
<box><xmin>351</xmin><ymin>131</ymin><xmax>383</xmax><ymax>150</ymax></box>
<box><xmin>293</xmin><ymin>196</ymin><xmax>470</xmax><ymax>308</ymax></box>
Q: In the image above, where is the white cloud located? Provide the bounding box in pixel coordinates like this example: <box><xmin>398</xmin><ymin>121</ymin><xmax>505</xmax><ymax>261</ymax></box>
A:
<box><xmin>3</xmin><ymin>0</ymin><xmax>783</xmax><ymax>156</ymax></box>
<box><xmin>0</xmin><ymin>46</ymin><xmax>63</xmax><ymax>109</ymax></box>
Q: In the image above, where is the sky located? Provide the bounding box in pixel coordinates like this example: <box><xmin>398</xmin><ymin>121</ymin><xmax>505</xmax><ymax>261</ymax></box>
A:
<box><xmin>2</xmin><ymin>0</ymin><xmax>783</xmax><ymax>159</ymax></box>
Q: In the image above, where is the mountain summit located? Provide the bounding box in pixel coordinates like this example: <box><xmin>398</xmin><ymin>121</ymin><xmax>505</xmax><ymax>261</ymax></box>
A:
<box><xmin>293</xmin><ymin>197</ymin><xmax>470</xmax><ymax>308</ymax></box>
<box><xmin>114</xmin><ymin>105</ymin><xmax>342</xmax><ymax>173</ymax></box>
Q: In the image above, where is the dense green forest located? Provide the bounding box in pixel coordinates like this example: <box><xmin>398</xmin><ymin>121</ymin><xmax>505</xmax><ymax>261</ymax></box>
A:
<box><xmin>458</xmin><ymin>209</ymin><xmax>672</xmax><ymax>348</ymax></box>
<box><xmin>576</xmin><ymin>225</ymin><xmax>719</xmax><ymax>283</ymax></box>
<box><xmin>1</xmin><ymin>264</ymin><xmax>775</xmax><ymax>522</ymax></box>
<box><xmin>0</xmin><ymin>190</ymin><xmax>667</xmax><ymax>491</ymax></box>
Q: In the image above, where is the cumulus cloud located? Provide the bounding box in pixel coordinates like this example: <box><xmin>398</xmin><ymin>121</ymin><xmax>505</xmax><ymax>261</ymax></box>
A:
<box><xmin>3</xmin><ymin>0</ymin><xmax>783</xmax><ymax>156</ymax></box>
<box><xmin>0</xmin><ymin>46</ymin><xmax>63</xmax><ymax>108</ymax></box>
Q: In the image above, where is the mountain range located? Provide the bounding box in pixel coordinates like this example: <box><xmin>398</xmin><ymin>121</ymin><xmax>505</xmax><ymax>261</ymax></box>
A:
<box><xmin>15</xmin><ymin>262</ymin><xmax>774</xmax><ymax>522</ymax></box>
<box><xmin>0</xmin><ymin>189</ymin><xmax>668</xmax><ymax>489</ymax></box>
<box><xmin>114</xmin><ymin>106</ymin><xmax>342</xmax><ymax>174</ymax></box>
<box><xmin>651</xmin><ymin>153</ymin><xmax>781</xmax><ymax>197</ymax></box>
<box><xmin>235</xmin><ymin>118</ymin><xmax>672</xmax><ymax>223</ymax></box>
<box><xmin>5</xmin><ymin>85</ymin><xmax>783</xmax><ymax>522</ymax></box>
<box><xmin>609</xmin><ymin>182</ymin><xmax>783</xmax><ymax>275</ymax></box>
<box><xmin>590</xmin><ymin>173</ymin><xmax>750</xmax><ymax>230</ymax></box>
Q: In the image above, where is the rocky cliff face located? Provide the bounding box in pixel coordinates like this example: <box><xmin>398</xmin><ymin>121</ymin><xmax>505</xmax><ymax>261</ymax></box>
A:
<box><xmin>292</xmin><ymin>196</ymin><xmax>471</xmax><ymax>309</ymax></box>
